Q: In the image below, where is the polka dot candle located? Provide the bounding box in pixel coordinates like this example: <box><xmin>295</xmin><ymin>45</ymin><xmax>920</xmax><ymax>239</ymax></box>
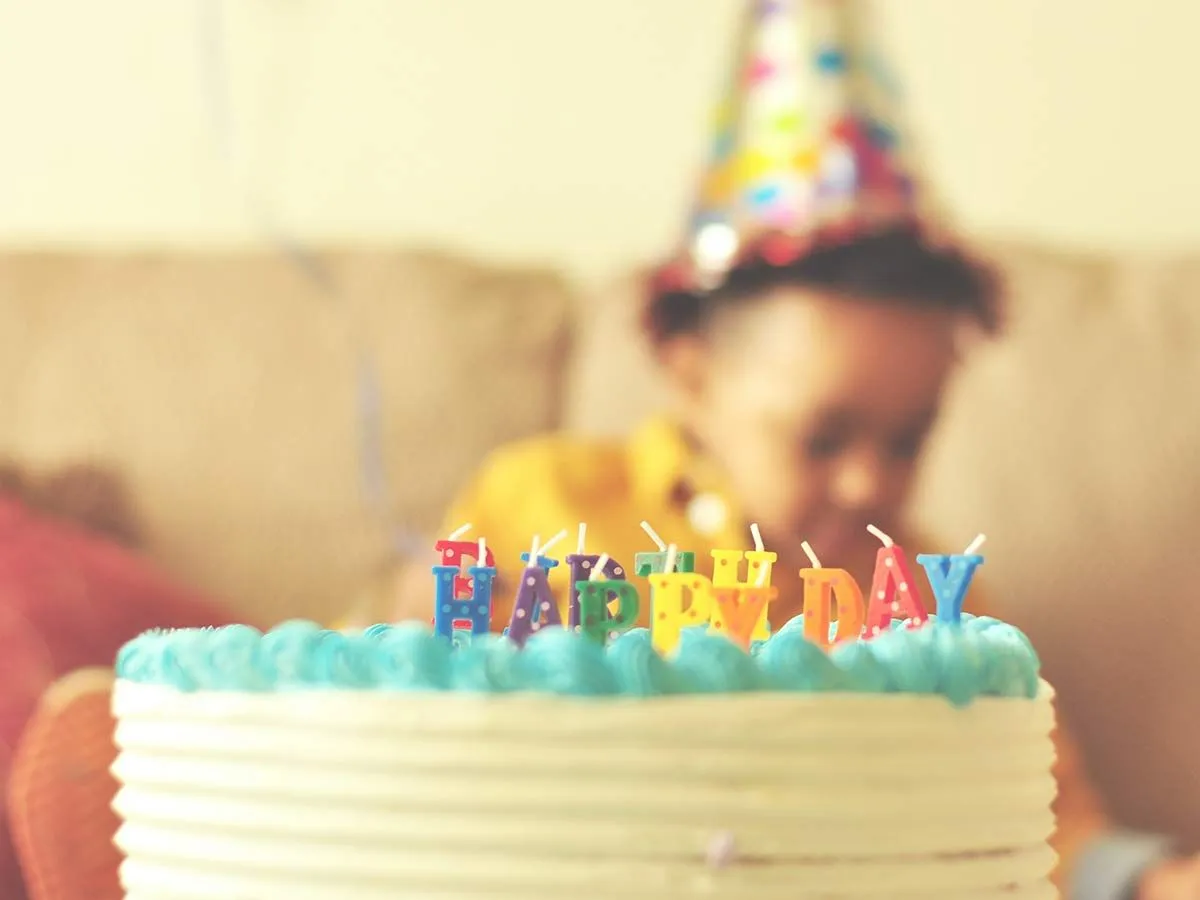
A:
<box><xmin>506</xmin><ymin>567</ymin><xmax>562</xmax><ymax>648</ymax></box>
<box><xmin>710</xmin><ymin>585</ymin><xmax>775</xmax><ymax>650</ymax></box>
<box><xmin>434</xmin><ymin>535</ymin><xmax>496</xmax><ymax>600</ymax></box>
<box><xmin>431</xmin><ymin>561</ymin><xmax>495</xmax><ymax>641</ymax></box>
<box><xmin>709</xmin><ymin>530</ymin><xmax>776</xmax><ymax>643</ymax></box>
<box><xmin>916</xmin><ymin>535</ymin><xmax>987</xmax><ymax>626</ymax></box>
<box><xmin>424</xmin><ymin>525</ymin><xmax>989</xmax><ymax>657</ymax></box>
<box><xmin>575</xmin><ymin>578</ymin><xmax>640</xmax><ymax>645</ymax></box>
<box><xmin>799</xmin><ymin>567</ymin><xmax>865</xmax><ymax>650</ymax></box>
<box><xmin>506</xmin><ymin>536</ymin><xmax>564</xmax><ymax>648</ymax></box>
<box><xmin>864</xmin><ymin>525</ymin><xmax>928</xmax><ymax>637</ymax></box>
<box><xmin>565</xmin><ymin>553</ymin><xmax>628</xmax><ymax>629</ymax></box>
<box><xmin>648</xmin><ymin>546</ymin><xmax>714</xmax><ymax>654</ymax></box>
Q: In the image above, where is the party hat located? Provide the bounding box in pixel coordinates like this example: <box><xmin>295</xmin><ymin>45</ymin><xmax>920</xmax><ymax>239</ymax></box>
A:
<box><xmin>662</xmin><ymin>0</ymin><xmax>935</xmax><ymax>291</ymax></box>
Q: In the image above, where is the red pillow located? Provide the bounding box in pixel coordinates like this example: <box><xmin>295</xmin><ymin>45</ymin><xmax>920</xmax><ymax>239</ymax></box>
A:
<box><xmin>0</xmin><ymin>497</ymin><xmax>243</xmax><ymax>899</ymax></box>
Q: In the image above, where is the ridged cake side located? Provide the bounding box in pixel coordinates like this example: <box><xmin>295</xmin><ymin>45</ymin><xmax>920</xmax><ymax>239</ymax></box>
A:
<box><xmin>112</xmin><ymin>683</ymin><xmax>1058</xmax><ymax>900</ymax></box>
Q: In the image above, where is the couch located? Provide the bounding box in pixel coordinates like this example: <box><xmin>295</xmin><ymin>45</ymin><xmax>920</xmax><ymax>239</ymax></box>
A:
<box><xmin>1</xmin><ymin>241</ymin><xmax>1197</xmax><ymax>895</ymax></box>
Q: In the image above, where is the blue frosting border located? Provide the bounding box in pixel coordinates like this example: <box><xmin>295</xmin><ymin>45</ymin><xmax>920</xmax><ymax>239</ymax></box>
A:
<box><xmin>115</xmin><ymin>614</ymin><xmax>1040</xmax><ymax>707</ymax></box>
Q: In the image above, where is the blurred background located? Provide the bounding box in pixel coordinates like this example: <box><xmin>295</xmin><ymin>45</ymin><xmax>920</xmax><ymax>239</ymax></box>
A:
<box><xmin>0</xmin><ymin>0</ymin><xmax>1198</xmax><ymax>869</ymax></box>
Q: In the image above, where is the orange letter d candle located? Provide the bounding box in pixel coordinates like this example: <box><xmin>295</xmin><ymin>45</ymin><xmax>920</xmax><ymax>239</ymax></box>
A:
<box><xmin>799</xmin><ymin>542</ymin><xmax>865</xmax><ymax>649</ymax></box>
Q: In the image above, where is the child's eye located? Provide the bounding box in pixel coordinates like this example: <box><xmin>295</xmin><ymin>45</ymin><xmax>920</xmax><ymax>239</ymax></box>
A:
<box><xmin>889</xmin><ymin>431</ymin><xmax>927</xmax><ymax>461</ymax></box>
<box><xmin>804</xmin><ymin>433</ymin><xmax>846</xmax><ymax>460</ymax></box>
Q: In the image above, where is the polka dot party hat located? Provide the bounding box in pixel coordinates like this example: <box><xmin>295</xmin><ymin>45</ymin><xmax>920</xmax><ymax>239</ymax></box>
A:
<box><xmin>659</xmin><ymin>0</ymin><xmax>940</xmax><ymax>292</ymax></box>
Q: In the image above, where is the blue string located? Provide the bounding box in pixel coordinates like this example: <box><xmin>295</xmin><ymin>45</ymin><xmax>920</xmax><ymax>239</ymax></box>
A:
<box><xmin>195</xmin><ymin>0</ymin><xmax>422</xmax><ymax>560</ymax></box>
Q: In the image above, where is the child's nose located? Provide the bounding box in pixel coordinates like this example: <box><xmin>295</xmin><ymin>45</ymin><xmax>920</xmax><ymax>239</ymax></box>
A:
<box><xmin>831</xmin><ymin>451</ymin><xmax>889</xmax><ymax>512</ymax></box>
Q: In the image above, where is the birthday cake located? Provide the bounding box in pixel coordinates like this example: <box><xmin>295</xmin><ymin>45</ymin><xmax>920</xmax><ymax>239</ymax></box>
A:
<box><xmin>111</xmin><ymin>535</ymin><xmax>1059</xmax><ymax>900</ymax></box>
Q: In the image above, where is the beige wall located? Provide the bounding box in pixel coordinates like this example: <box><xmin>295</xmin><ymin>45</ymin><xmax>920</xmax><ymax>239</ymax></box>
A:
<box><xmin>0</xmin><ymin>0</ymin><xmax>1196</xmax><ymax>278</ymax></box>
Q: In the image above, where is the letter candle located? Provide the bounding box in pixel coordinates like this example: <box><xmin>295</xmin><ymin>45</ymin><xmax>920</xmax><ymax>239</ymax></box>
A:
<box><xmin>709</xmin><ymin>523</ymin><xmax>776</xmax><ymax>648</ymax></box>
<box><xmin>635</xmin><ymin>520</ymin><xmax>695</xmax><ymax>576</ymax></box>
<box><xmin>507</xmin><ymin>535</ymin><xmax>563</xmax><ymax>647</ymax></box>
<box><xmin>916</xmin><ymin>534</ymin><xmax>986</xmax><ymax>626</ymax></box>
<box><xmin>710</xmin><ymin>524</ymin><xmax>776</xmax><ymax>588</ymax></box>
<box><xmin>432</xmin><ymin>536</ymin><xmax>495</xmax><ymax>641</ymax></box>
<box><xmin>864</xmin><ymin>524</ymin><xmax>928</xmax><ymax>636</ymax></box>
<box><xmin>566</xmin><ymin>523</ymin><xmax>628</xmax><ymax>629</ymax></box>
<box><xmin>710</xmin><ymin>586</ymin><xmax>772</xmax><ymax>648</ymax></box>
<box><xmin>576</xmin><ymin>552</ymin><xmax>640</xmax><ymax>644</ymax></box>
<box><xmin>649</xmin><ymin>543</ymin><xmax>713</xmax><ymax>653</ymax></box>
<box><xmin>434</xmin><ymin>523</ymin><xmax>497</xmax><ymax>599</ymax></box>
<box><xmin>800</xmin><ymin>541</ymin><xmax>865</xmax><ymax>649</ymax></box>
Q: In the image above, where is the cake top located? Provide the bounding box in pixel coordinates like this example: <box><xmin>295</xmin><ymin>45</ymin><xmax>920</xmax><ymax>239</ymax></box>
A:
<box><xmin>115</xmin><ymin>613</ymin><xmax>1039</xmax><ymax>707</ymax></box>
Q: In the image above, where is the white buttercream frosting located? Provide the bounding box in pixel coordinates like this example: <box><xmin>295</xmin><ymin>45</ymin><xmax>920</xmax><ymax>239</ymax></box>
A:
<box><xmin>112</xmin><ymin>681</ymin><xmax>1058</xmax><ymax>899</ymax></box>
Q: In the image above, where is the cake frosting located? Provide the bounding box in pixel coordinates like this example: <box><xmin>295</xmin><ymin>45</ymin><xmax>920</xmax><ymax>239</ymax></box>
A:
<box><xmin>111</xmin><ymin>614</ymin><xmax>1058</xmax><ymax>899</ymax></box>
<box><xmin>114</xmin><ymin>614</ymin><xmax>1040</xmax><ymax>704</ymax></box>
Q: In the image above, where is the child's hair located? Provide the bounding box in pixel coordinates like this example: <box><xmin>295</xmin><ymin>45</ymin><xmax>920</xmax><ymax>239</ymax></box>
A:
<box><xmin>644</xmin><ymin>225</ymin><xmax>1001</xmax><ymax>345</ymax></box>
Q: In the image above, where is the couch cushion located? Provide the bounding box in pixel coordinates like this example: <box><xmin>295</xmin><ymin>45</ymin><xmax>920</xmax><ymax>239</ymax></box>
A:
<box><xmin>0</xmin><ymin>251</ymin><xmax>574</xmax><ymax>625</ymax></box>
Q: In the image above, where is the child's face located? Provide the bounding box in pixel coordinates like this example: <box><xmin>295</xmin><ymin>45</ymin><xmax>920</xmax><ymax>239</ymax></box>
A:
<box><xmin>672</xmin><ymin>288</ymin><xmax>960</xmax><ymax>562</ymax></box>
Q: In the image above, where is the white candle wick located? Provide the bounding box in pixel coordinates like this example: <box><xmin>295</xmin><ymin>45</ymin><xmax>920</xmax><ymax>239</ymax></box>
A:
<box><xmin>640</xmin><ymin>520</ymin><xmax>667</xmax><ymax>551</ymax></box>
<box><xmin>963</xmin><ymin>533</ymin><xmax>987</xmax><ymax>556</ymax></box>
<box><xmin>750</xmin><ymin>522</ymin><xmax>764</xmax><ymax>553</ymax></box>
<box><xmin>478</xmin><ymin>537</ymin><xmax>487</xmax><ymax>567</ymax></box>
<box><xmin>589</xmin><ymin>553</ymin><xmax>610</xmax><ymax>582</ymax></box>
<box><xmin>528</xmin><ymin>535</ymin><xmax>540</xmax><ymax>565</ymax></box>
<box><xmin>539</xmin><ymin>529</ymin><xmax>568</xmax><ymax>557</ymax></box>
<box><xmin>448</xmin><ymin>522</ymin><xmax>472</xmax><ymax>541</ymax></box>
<box><xmin>801</xmin><ymin>540</ymin><xmax>822</xmax><ymax>569</ymax></box>
<box><xmin>577</xmin><ymin>522</ymin><xmax>587</xmax><ymax>555</ymax></box>
<box><xmin>866</xmin><ymin>524</ymin><xmax>894</xmax><ymax>548</ymax></box>
<box><xmin>664</xmin><ymin>543</ymin><xmax>678</xmax><ymax>574</ymax></box>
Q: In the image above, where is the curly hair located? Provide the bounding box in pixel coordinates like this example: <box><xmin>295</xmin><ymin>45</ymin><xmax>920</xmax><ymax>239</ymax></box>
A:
<box><xmin>644</xmin><ymin>226</ymin><xmax>1001</xmax><ymax>345</ymax></box>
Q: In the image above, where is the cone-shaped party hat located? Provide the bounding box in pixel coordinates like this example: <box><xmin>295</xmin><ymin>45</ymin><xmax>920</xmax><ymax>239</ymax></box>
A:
<box><xmin>660</xmin><ymin>0</ymin><xmax>937</xmax><ymax>291</ymax></box>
